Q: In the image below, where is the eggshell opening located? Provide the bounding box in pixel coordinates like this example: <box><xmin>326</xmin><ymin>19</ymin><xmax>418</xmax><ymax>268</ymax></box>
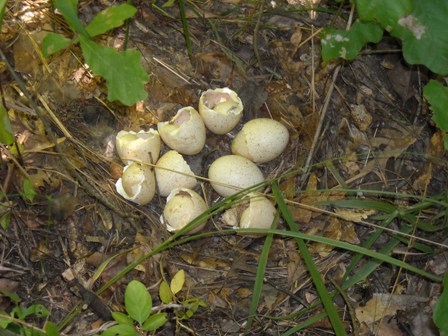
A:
<box><xmin>231</xmin><ymin>118</ymin><xmax>289</xmax><ymax>163</ymax></box>
<box><xmin>115</xmin><ymin>129</ymin><xmax>161</xmax><ymax>165</ymax></box>
<box><xmin>155</xmin><ymin>150</ymin><xmax>197</xmax><ymax>197</ymax></box>
<box><xmin>157</xmin><ymin>106</ymin><xmax>206</xmax><ymax>155</ymax></box>
<box><xmin>208</xmin><ymin>155</ymin><xmax>264</xmax><ymax>197</ymax></box>
<box><xmin>199</xmin><ymin>88</ymin><xmax>243</xmax><ymax>134</ymax></box>
<box><xmin>240</xmin><ymin>194</ymin><xmax>276</xmax><ymax>229</ymax></box>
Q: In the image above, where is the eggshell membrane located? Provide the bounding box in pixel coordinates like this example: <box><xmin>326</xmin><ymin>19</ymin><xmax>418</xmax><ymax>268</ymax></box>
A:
<box><xmin>162</xmin><ymin>188</ymin><xmax>208</xmax><ymax>234</ymax></box>
<box><xmin>208</xmin><ymin>155</ymin><xmax>264</xmax><ymax>197</ymax></box>
<box><xmin>240</xmin><ymin>194</ymin><xmax>276</xmax><ymax>229</ymax></box>
<box><xmin>199</xmin><ymin>88</ymin><xmax>243</xmax><ymax>134</ymax></box>
<box><xmin>155</xmin><ymin>150</ymin><xmax>197</xmax><ymax>197</ymax></box>
<box><xmin>115</xmin><ymin>163</ymin><xmax>155</xmax><ymax>205</ymax></box>
<box><xmin>231</xmin><ymin>118</ymin><xmax>289</xmax><ymax>163</ymax></box>
<box><xmin>115</xmin><ymin>129</ymin><xmax>161</xmax><ymax>165</ymax></box>
<box><xmin>157</xmin><ymin>106</ymin><xmax>206</xmax><ymax>155</ymax></box>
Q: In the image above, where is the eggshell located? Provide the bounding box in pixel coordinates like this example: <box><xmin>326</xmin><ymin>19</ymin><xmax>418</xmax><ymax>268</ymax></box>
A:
<box><xmin>240</xmin><ymin>194</ymin><xmax>276</xmax><ymax>229</ymax></box>
<box><xmin>115</xmin><ymin>163</ymin><xmax>155</xmax><ymax>205</ymax></box>
<box><xmin>231</xmin><ymin>118</ymin><xmax>289</xmax><ymax>163</ymax></box>
<box><xmin>155</xmin><ymin>150</ymin><xmax>197</xmax><ymax>197</ymax></box>
<box><xmin>208</xmin><ymin>155</ymin><xmax>264</xmax><ymax>197</ymax></box>
<box><xmin>157</xmin><ymin>106</ymin><xmax>206</xmax><ymax>155</ymax></box>
<box><xmin>115</xmin><ymin>129</ymin><xmax>161</xmax><ymax>164</ymax></box>
<box><xmin>198</xmin><ymin>88</ymin><xmax>243</xmax><ymax>134</ymax></box>
<box><xmin>161</xmin><ymin>188</ymin><xmax>208</xmax><ymax>234</ymax></box>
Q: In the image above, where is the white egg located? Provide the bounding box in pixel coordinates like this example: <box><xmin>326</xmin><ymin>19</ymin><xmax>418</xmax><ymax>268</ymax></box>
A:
<box><xmin>231</xmin><ymin>118</ymin><xmax>289</xmax><ymax>163</ymax></box>
<box><xmin>115</xmin><ymin>162</ymin><xmax>155</xmax><ymax>205</ymax></box>
<box><xmin>198</xmin><ymin>87</ymin><xmax>243</xmax><ymax>134</ymax></box>
<box><xmin>157</xmin><ymin>106</ymin><xmax>206</xmax><ymax>155</ymax></box>
<box><xmin>161</xmin><ymin>188</ymin><xmax>208</xmax><ymax>234</ymax></box>
<box><xmin>208</xmin><ymin>155</ymin><xmax>264</xmax><ymax>197</ymax></box>
<box><xmin>239</xmin><ymin>193</ymin><xmax>276</xmax><ymax>230</ymax></box>
<box><xmin>115</xmin><ymin>129</ymin><xmax>161</xmax><ymax>165</ymax></box>
<box><xmin>155</xmin><ymin>150</ymin><xmax>197</xmax><ymax>197</ymax></box>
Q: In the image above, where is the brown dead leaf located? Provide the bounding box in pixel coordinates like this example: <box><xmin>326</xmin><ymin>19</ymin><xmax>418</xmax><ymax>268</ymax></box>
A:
<box><xmin>334</xmin><ymin>208</ymin><xmax>376</xmax><ymax>223</ymax></box>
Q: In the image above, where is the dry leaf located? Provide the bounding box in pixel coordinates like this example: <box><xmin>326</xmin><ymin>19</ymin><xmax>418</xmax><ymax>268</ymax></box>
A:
<box><xmin>334</xmin><ymin>208</ymin><xmax>376</xmax><ymax>222</ymax></box>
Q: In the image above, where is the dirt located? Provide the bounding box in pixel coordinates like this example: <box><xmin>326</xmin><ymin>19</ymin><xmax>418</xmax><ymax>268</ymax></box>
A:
<box><xmin>1</xmin><ymin>1</ymin><xmax>447</xmax><ymax>335</ymax></box>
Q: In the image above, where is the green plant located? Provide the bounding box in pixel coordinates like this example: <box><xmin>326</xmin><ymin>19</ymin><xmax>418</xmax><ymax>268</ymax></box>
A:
<box><xmin>0</xmin><ymin>290</ymin><xmax>59</xmax><ymax>336</ymax></box>
<box><xmin>434</xmin><ymin>272</ymin><xmax>448</xmax><ymax>336</ymax></box>
<box><xmin>42</xmin><ymin>0</ymin><xmax>148</xmax><ymax>106</ymax></box>
<box><xmin>101</xmin><ymin>270</ymin><xmax>205</xmax><ymax>336</ymax></box>
<box><xmin>321</xmin><ymin>0</ymin><xmax>448</xmax><ymax>148</ymax></box>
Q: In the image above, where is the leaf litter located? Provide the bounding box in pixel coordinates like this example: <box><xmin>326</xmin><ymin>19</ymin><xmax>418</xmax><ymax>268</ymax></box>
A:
<box><xmin>0</xmin><ymin>1</ymin><xmax>447</xmax><ymax>335</ymax></box>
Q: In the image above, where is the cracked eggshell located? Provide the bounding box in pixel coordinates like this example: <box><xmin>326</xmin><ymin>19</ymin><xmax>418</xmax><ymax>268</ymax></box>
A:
<box><xmin>157</xmin><ymin>106</ymin><xmax>206</xmax><ymax>155</ymax></box>
<box><xmin>161</xmin><ymin>188</ymin><xmax>208</xmax><ymax>234</ymax></box>
<box><xmin>115</xmin><ymin>163</ymin><xmax>155</xmax><ymax>205</ymax></box>
<box><xmin>155</xmin><ymin>150</ymin><xmax>197</xmax><ymax>197</ymax></box>
<box><xmin>239</xmin><ymin>194</ymin><xmax>276</xmax><ymax>230</ymax></box>
<box><xmin>198</xmin><ymin>87</ymin><xmax>243</xmax><ymax>134</ymax></box>
<box><xmin>231</xmin><ymin>118</ymin><xmax>289</xmax><ymax>163</ymax></box>
<box><xmin>208</xmin><ymin>155</ymin><xmax>264</xmax><ymax>197</ymax></box>
<box><xmin>115</xmin><ymin>129</ymin><xmax>161</xmax><ymax>164</ymax></box>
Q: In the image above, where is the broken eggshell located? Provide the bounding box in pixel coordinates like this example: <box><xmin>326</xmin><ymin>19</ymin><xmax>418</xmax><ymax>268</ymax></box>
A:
<box><xmin>231</xmin><ymin>118</ymin><xmax>289</xmax><ymax>163</ymax></box>
<box><xmin>221</xmin><ymin>193</ymin><xmax>276</xmax><ymax>233</ymax></box>
<box><xmin>155</xmin><ymin>150</ymin><xmax>197</xmax><ymax>197</ymax></box>
<box><xmin>115</xmin><ymin>129</ymin><xmax>161</xmax><ymax>165</ymax></box>
<box><xmin>157</xmin><ymin>106</ymin><xmax>206</xmax><ymax>155</ymax></box>
<box><xmin>198</xmin><ymin>87</ymin><xmax>243</xmax><ymax>134</ymax></box>
<box><xmin>161</xmin><ymin>188</ymin><xmax>208</xmax><ymax>234</ymax></box>
<box><xmin>115</xmin><ymin>162</ymin><xmax>155</xmax><ymax>205</ymax></box>
<box><xmin>208</xmin><ymin>155</ymin><xmax>264</xmax><ymax>197</ymax></box>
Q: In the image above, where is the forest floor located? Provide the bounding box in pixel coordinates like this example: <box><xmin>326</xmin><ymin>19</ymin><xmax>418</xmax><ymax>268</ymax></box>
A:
<box><xmin>1</xmin><ymin>1</ymin><xmax>447</xmax><ymax>335</ymax></box>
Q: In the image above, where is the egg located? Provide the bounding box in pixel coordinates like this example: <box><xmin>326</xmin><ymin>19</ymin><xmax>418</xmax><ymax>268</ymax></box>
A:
<box><xmin>198</xmin><ymin>87</ymin><xmax>243</xmax><ymax>134</ymax></box>
<box><xmin>161</xmin><ymin>188</ymin><xmax>208</xmax><ymax>234</ymax></box>
<box><xmin>231</xmin><ymin>118</ymin><xmax>289</xmax><ymax>163</ymax></box>
<box><xmin>157</xmin><ymin>106</ymin><xmax>206</xmax><ymax>155</ymax></box>
<box><xmin>220</xmin><ymin>193</ymin><xmax>276</xmax><ymax>233</ymax></box>
<box><xmin>155</xmin><ymin>150</ymin><xmax>197</xmax><ymax>197</ymax></box>
<box><xmin>208</xmin><ymin>155</ymin><xmax>264</xmax><ymax>197</ymax></box>
<box><xmin>115</xmin><ymin>162</ymin><xmax>155</xmax><ymax>205</ymax></box>
<box><xmin>115</xmin><ymin>129</ymin><xmax>161</xmax><ymax>164</ymax></box>
<box><xmin>239</xmin><ymin>193</ymin><xmax>276</xmax><ymax>230</ymax></box>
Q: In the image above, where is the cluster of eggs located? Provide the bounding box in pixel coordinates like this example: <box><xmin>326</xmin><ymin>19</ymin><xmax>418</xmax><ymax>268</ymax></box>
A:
<box><xmin>115</xmin><ymin>88</ymin><xmax>289</xmax><ymax>234</ymax></box>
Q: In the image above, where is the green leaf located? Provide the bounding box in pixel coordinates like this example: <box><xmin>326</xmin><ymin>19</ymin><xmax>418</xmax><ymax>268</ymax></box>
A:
<box><xmin>86</xmin><ymin>3</ymin><xmax>137</xmax><ymax>37</ymax></box>
<box><xmin>125</xmin><ymin>280</ymin><xmax>152</xmax><ymax>325</ymax></box>
<box><xmin>434</xmin><ymin>273</ymin><xmax>448</xmax><ymax>335</ymax></box>
<box><xmin>0</xmin><ymin>103</ymin><xmax>14</xmax><ymax>145</ymax></box>
<box><xmin>22</xmin><ymin>304</ymin><xmax>49</xmax><ymax>319</ymax></box>
<box><xmin>54</xmin><ymin>0</ymin><xmax>89</xmax><ymax>37</ymax></box>
<box><xmin>159</xmin><ymin>280</ymin><xmax>173</xmax><ymax>304</ymax></box>
<box><xmin>0</xmin><ymin>290</ymin><xmax>20</xmax><ymax>304</ymax></box>
<box><xmin>423</xmin><ymin>80</ymin><xmax>448</xmax><ymax>132</ymax></box>
<box><xmin>396</xmin><ymin>0</ymin><xmax>448</xmax><ymax>76</ymax></box>
<box><xmin>0</xmin><ymin>315</ymin><xmax>11</xmax><ymax>329</ymax></box>
<box><xmin>142</xmin><ymin>313</ymin><xmax>167</xmax><ymax>331</ymax></box>
<box><xmin>101</xmin><ymin>324</ymin><xmax>136</xmax><ymax>336</ymax></box>
<box><xmin>321</xmin><ymin>21</ymin><xmax>383</xmax><ymax>61</ymax></box>
<box><xmin>79</xmin><ymin>35</ymin><xmax>149</xmax><ymax>106</ymax></box>
<box><xmin>356</xmin><ymin>0</ymin><xmax>413</xmax><ymax>31</ymax></box>
<box><xmin>22</xmin><ymin>178</ymin><xmax>37</xmax><ymax>203</ymax></box>
<box><xmin>170</xmin><ymin>270</ymin><xmax>185</xmax><ymax>295</ymax></box>
<box><xmin>45</xmin><ymin>322</ymin><xmax>60</xmax><ymax>336</ymax></box>
<box><xmin>42</xmin><ymin>33</ymin><xmax>72</xmax><ymax>56</ymax></box>
<box><xmin>112</xmin><ymin>311</ymin><xmax>134</xmax><ymax>326</ymax></box>
<box><xmin>0</xmin><ymin>0</ymin><xmax>7</xmax><ymax>29</ymax></box>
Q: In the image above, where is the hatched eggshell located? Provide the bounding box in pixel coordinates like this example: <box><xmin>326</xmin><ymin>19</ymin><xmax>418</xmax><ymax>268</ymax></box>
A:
<box><xmin>155</xmin><ymin>150</ymin><xmax>197</xmax><ymax>197</ymax></box>
<box><xmin>240</xmin><ymin>194</ymin><xmax>276</xmax><ymax>230</ymax></box>
<box><xmin>115</xmin><ymin>129</ymin><xmax>160</xmax><ymax>165</ymax></box>
<box><xmin>115</xmin><ymin>163</ymin><xmax>155</xmax><ymax>205</ymax></box>
<box><xmin>161</xmin><ymin>188</ymin><xmax>208</xmax><ymax>234</ymax></box>
<box><xmin>157</xmin><ymin>106</ymin><xmax>206</xmax><ymax>155</ymax></box>
<box><xmin>231</xmin><ymin>118</ymin><xmax>289</xmax><ymax>163</ymax></box>
<box><xmin>198</xmin><ymin>87</ymin><xmax>243</xmax><ymax>134</ymax></box>
<box><xmin>208</xmin><ymin>155</ymin><xmax>264</xmax><ymax>197</ymax></box>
